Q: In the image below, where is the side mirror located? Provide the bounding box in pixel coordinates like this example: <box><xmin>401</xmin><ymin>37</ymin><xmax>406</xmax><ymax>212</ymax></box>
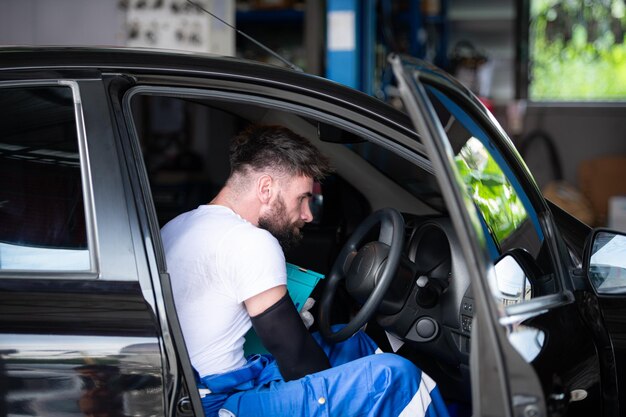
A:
<box><xmin>494</xmin><ymin>254</ymin><xmax>532</xmax><ymax>306</ymax></box>
<box><xmin>584</xmin><ymin>229</ymin><xmax>626</xmax><ymax>295</ymax></box>
<box><xmin>494</xmin><ymin>252</ymin><xmax>545</xmax><ymax>362</ymax></box>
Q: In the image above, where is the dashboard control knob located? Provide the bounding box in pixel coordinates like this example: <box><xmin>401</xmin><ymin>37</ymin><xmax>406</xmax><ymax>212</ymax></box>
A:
<box><xmin>415</xmin><ymin>317</ymin><xmax>437</xmax><ymax>339</ymax></box>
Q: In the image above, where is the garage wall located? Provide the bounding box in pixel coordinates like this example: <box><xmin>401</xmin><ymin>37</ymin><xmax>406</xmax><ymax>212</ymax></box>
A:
<box><xmin>519</xmin><ymin>105</ymin><xmax>626</xmax><ymax>189</ymax></box>
<box><xmin>0</xmin><ymin>0</ymin><xmax>126</xmax><ymax>46</ymax></box>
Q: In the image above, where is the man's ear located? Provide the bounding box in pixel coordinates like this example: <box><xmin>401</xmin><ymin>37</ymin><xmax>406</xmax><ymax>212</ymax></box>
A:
<box><xmin>257</xmin><ymin>174</ymin><xmax>273</xmax><ymax>204</ymax></box>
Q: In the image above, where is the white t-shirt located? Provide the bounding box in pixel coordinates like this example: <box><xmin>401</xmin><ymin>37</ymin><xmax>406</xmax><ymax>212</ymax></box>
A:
<box><xmin>161</xmin><ymin>205</ymin><xmax>287</xmax><ymax>377</ymax></box>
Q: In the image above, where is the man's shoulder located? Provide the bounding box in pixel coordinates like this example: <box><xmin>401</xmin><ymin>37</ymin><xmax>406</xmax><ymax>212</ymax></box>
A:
<box><xmin>162</xmin><ymin>205</ymin><xmax>280</xmax><ymax>255</ymax></box>
<box><xmin>163</xmin><ymin>205</ymin><xmax>238</xmax><ymax>231</ymax></box>
<box><xmin>225</xmin><ymin>220</ymin><xmax>278</xmax><ymax>247</ymax></box>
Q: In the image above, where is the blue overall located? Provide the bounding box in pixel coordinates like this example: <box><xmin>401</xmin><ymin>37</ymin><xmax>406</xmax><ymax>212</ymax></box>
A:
<box><xmin>199</xmin><ymin>326</ymin><xmax>450</xmax><ymax>417</ymax></box>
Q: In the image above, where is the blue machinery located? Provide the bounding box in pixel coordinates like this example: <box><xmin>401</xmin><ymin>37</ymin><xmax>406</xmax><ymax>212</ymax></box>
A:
<box><xmin>326</xmin><ymin>0</ymin><xmax>449</xmax><ymax>95</ymax></box>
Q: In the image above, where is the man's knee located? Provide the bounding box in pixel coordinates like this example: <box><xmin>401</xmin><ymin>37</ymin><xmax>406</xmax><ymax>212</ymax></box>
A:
<box><xmin>368</xmin><ymin>353</ymin><xmax>421</xmax><ymax>388</ymax></box>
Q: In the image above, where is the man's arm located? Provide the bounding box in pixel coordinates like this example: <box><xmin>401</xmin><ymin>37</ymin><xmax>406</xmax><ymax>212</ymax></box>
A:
<box><xmin>244</xmin><ymin>285</ymin><xmax>287</xmax><ymax>317</ymax></box>
<box><xmin>245</xmin><ymin>285</ymin><xmax>330</xmax><ymax>381</ymax></box>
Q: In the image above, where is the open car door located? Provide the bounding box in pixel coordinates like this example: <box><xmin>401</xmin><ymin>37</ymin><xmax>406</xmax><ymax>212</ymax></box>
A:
<box><xmin>390</xmin><ymin>53</ymin><xmax>545</xmax><ymax>417</ymax></box>
<box><xmin>391</xmin><ymin>54</ymin><xmax>617</xmax><ymax>417</ymax></box>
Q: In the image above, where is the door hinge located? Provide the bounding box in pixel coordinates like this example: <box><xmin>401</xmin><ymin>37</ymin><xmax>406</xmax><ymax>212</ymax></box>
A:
<box><xmin>177</xmin><ymin>396</ymin><xmax>193</xmax><ymax>415</ymax></box>
<box><xmin>513</xmin><ymin>394</ymin><xmax>542</xmax><ymax>417</ymax></box>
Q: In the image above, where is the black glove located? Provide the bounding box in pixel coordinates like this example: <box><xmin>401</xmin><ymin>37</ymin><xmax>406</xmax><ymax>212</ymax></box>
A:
<box><xmin>250</xmin><ymin>292</ymin><xmax>330</xmax><ymax>381</ymax></box>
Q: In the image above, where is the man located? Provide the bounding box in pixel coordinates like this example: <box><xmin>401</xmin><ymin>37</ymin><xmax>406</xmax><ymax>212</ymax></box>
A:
<box><xmin>161</xmin><ymin>125</ymin><xmax>449</xmax><ymax>417</ymax></box>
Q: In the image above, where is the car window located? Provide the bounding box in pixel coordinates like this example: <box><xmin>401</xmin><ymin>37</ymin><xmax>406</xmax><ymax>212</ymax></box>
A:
<box><xmin>423</xmin><ymin>85</ymin><xmax>560</xmax><ymax>301</ymax></box>
<box><xmin>0</xmin><ymin>85</ymin><xmax>90</xmax><ymax>271</ymax></box>
<box><xmin>456</xmin><ymin>137</ymin><xmax>530</xmax><ymax>250</ymax></box>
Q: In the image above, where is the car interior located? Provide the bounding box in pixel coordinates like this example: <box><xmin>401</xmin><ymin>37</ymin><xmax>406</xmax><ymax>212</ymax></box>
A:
<box><xmin>127</xmin><ymin>88</ymin><xmax>555</xmax><ymax>415</ymax></box>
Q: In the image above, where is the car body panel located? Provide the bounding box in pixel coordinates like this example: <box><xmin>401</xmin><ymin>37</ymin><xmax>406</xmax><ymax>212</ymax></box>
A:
<box><xmin>0</xmin><ymin>46</ymin><xmax>622</xmax><ymax>417</ymax></box>
<box><xmin>0</xmin><ymin>279</ymin><xmax>166</xmax><ymax>416</ymax></box>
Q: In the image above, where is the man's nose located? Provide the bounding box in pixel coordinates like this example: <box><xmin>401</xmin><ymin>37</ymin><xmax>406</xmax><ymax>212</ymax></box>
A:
<box><xmin>302</xmin><ymin>201</ymin><xmax>313</xmax><ymax>223</ymax></box>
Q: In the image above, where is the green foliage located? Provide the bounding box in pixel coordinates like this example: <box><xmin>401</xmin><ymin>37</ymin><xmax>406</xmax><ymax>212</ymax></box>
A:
<box><xmin>530</xmin><ymin>0</ymin><xmax>626</xmax><ymax>100</ymax></box>
<box><xmin>455</xmin><ymin>139</ymin><xmax>528</xmax><ymax>245</ymax></box>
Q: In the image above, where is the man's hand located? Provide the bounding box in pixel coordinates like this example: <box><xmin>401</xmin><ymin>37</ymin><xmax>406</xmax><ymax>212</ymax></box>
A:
<box><xmin>300</xmin><ymin>297</ymin><xmax>315</xmax><ymax>329</ymax></box>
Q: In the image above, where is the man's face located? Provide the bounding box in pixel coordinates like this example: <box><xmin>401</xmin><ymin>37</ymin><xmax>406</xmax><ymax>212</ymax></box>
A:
<box><xmin>259</xmin><ymin>175</ymin><xmax>314</xmax><ymax>249</ymax></box>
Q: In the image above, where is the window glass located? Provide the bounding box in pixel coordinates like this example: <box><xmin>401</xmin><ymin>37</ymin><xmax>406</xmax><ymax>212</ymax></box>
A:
<box><xmin>455</xmin><ymin>137</ymin><xmax>529</xmax><ymax>247</ymax></box>
<box><xmin>530</xmin><ymin>0</ymin><xmax>626</xmax><ymax>100</ymax></box>
<box><xmin>0</xmin><ymin>86</ymin><xmax>89</xmax><ymax>271</ymax></box>
<box><xmin>425</xmin><ymin>86</ymin><xmax>544</xmax><ymax>261</ymax></box>
<box><xmin>419</xmin><ymin>84</ymin><xmax>567</xmax><ymax>304</ymax></box>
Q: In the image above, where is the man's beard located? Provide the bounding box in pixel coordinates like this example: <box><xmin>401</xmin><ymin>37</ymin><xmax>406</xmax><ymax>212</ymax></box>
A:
<box><xmin>258</xmin><ymin>195</ymin><xmax>305</xmax><ymax>250</ymax></box>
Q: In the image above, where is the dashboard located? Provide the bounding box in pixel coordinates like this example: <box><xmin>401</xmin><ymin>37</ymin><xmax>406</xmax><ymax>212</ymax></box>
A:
<box><xmin>376</xmin><ymin>216</ymin><xmax>474</xmax><ymax>368</ymax></box>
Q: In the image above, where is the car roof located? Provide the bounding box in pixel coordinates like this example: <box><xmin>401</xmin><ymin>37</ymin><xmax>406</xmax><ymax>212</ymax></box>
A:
<box><xmin>0</xmin><ymin>45</ymin><xmax>291</xmax><ymax>75</ymax></box>
<box><xmin>0</xmin><ymin>46</ymin><xmax>418</xmax><ymax>134</ymax></box>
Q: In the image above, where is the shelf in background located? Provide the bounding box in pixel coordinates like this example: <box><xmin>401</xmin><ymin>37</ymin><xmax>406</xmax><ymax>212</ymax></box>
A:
<box><xmin>236</xmin><ymin>8</ymin><xmax>304</xmax><ymax>24</ymax></box>
<box><xmin>448</xmin><ymin>6</ymin><xmax>514</xmax><ymax>22</ymax></box>
<box><xmin>396</xmin><ymin>12</ymin><xmax>446</xmax><ymax>25</ymax></box>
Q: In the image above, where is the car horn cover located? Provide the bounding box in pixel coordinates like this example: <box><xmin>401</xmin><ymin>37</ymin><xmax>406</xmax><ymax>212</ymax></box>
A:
<box><xmin>346</xmin><ymin>242</ymin><xmax>390</xmax><ymax>304</ymax></box>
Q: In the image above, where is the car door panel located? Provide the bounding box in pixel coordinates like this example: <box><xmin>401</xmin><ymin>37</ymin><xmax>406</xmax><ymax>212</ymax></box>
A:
<box><xmin>592</xmin><ymin>294</ymin><xmax>626</xmax><ymax>413</ymax></box>
<box><xmin>105</xmin><ymin>74</ymin><xmax>204</xmax><ymax>416</ymax></box>
<box><xmin>391</xmin><ymin>55</ymin><xmax>538</xmax><ymax>417</ymax></box>
<box><xmin>0</xmin><ymin>76</ymin><xmax>168</xmax><ymax>417</ymax></box>
<box><xmin>391</xmin><ymin>55</ymin><xmax>616</xmax><ymax>417</ymax></box>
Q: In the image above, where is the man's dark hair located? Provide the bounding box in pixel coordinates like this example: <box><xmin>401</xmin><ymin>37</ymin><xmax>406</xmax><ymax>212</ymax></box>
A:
<box><xmin>230</xmin><ymin>125</ymin><xmax>331</xmax><ymax>181</ymax></box>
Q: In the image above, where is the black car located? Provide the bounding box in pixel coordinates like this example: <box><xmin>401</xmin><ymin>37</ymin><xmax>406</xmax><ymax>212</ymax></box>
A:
<box><xmin>1</xmin><ymin>46</ymin><xmax>625</xmax><ymax>417</ymax></box>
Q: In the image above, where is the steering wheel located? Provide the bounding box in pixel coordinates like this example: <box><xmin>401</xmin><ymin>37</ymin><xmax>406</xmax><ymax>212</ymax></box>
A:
<box><xmin>318</xmin><ymin>207</ymin><xmax>405</xmax><ymax>342</ymax></box>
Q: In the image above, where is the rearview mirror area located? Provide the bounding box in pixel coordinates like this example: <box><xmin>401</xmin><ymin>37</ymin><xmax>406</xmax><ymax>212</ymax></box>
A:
<box><xmin>586</xmin><ymin>230</ymin><xmax>626</xmax><ymax>295</ymax></box>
